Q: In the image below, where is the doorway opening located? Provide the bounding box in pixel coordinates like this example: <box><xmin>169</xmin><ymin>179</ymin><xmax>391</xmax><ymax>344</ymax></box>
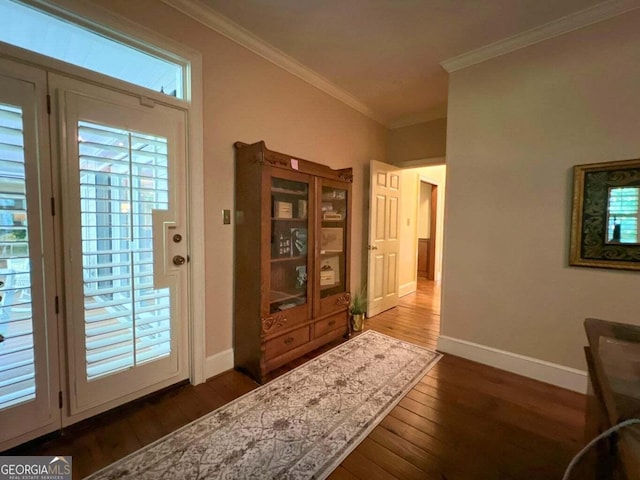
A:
<box><xmin>398</xmin><ymin>163</ymin><xmax>446</xmax><ymax>334</ymax></box>
<box><xmin>417</xmin><ymin>181</ymin><xmax>437</xmax><ymax>281</ymax></box>
<box><xmin>365</xmin><ymin>159</ymin><xmax>445</xmax><ymax>333</ymax></box>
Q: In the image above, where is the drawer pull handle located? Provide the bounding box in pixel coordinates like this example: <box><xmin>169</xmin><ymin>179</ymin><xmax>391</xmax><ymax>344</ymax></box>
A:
<box><xmin>284</xmin><ymin>337</ymin><xmax>294</xmax><ymax>345</ymax></box>
<box><xmin>328</xmin><ymin>320</ymin><xmax>336</xmax><ymax>327</ymax></box>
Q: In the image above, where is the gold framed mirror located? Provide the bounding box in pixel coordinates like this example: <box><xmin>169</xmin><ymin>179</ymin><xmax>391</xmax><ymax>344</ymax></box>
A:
<box><xmin>570</xmin><ymin>158</ymin><xmax>640</xmax><ymax>270</ymax></box>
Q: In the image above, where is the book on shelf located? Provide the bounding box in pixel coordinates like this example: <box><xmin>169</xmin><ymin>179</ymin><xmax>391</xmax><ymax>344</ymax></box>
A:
<box><xmin>321</xmin><ymin>201</ymin><xmax>333</xmax><ymax>212</ymax></box>
<box><xmin>274</xmin><ymin>200</ymin><xmax>292</xmax><ymax>218</ymax></box>
<box><xmin>298</xmin><ymin>199</ymin><xmax>307</xmax><ymax>219</ymax></box>
<box><xmin>319</xmin><ymin>255</ymin><xmax>340</xmax><ymax>286</ymax></box>
<box><xmin>322</xmin><ymin>189</ymin><xmax>346</xmax><ymax>200</ymax></box>
<box><xmin>291</xmin><ymin>227</ymin><xmax>307</xmax><ymax>256</ymax></box>
<box><xmin>295</xmin><ymin>265</ymin><xmax>307</xmax><ymax>288</ymax></box>
<box><xmin>320</xmin><ymin>269</ymin><xmax>335</xmax><ymax>286</ymax></box>
<box><xmin>273</xmin><ymin>232</ymin><xmax>291</xmax><ymax>257</ymax></box>
<box><xmin>322</xmin><ymin>212</ymin><xmax>342</xmax><ymax>221</ymax></box>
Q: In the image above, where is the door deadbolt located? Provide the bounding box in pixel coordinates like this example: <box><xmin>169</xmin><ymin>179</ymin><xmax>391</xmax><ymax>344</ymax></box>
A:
<box><xmin>173</xmin><ymin>234</ymin><xmax>182</xmax><ymax>243</ymax></box>
<box><xmin>173</xmin><ymin>255</ymin><xmax>186</xmax><ymax>266</ymax></box>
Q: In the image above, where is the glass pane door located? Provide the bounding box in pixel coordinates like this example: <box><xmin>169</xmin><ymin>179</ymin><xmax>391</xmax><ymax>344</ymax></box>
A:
<box><xmin>54</xmin><ymin>74</ymin><xmax>189</xmax><ymax>416</ymax></box>
<box><xmin>0</xmin><ymin>64</ymin><xmax>58</xmax><ymax>449</ymax></box>
<box><xmin>270</xmin><ymin>177</ymin><xmax>309</xmax><ymax>314</ymax></box>
<box><xmin>319</xmin><ymin>185</ymin><xmax>348</xmax><ymax>297</ymax></box>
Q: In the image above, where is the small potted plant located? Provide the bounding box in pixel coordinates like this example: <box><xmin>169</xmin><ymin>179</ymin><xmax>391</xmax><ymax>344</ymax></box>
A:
<box><xmin>349</xmin><ymin>286</ymin><xmax>367</xmax><ymax>332</ymax></box>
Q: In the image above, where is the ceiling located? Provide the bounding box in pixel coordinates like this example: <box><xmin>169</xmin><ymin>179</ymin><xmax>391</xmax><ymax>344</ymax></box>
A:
<box><xmin>199</xmin><ymin>0</ymin><xmax>612</xmax><ymax>127</ymax></box>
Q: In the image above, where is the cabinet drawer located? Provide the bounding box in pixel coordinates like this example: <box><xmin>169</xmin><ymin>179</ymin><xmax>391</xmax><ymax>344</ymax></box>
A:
<box><xmin>315</xmin><ymin>312</ymin><xmax>346</xmax><ymax>338</ymax></box>
<box><xmin>261</xmin><ymin>306</ymin><xmax>307</xmax><ymax>336</ymax></box>
<box><xmin>264</xmin><ymin>326</ymin><xmax>310</xmax><ymax>361</ymax></box>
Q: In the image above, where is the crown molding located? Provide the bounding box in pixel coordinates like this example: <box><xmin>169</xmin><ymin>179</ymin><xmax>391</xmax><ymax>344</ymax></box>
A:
<box><xmin>441</xmin><ymin>0</ymin><xmax>640</xmax><ymax>73</ymax></box>
<box><xmin>161</xmin><ymin>0</ymin><xmax>386</xmax><ymax>125</ymax></box>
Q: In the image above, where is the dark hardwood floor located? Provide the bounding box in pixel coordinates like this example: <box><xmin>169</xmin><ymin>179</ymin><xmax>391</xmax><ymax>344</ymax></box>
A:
<box><xmin>6</xmin><ymin>279</ymin><xmax>588</xmax><ymax>479</ymax></box>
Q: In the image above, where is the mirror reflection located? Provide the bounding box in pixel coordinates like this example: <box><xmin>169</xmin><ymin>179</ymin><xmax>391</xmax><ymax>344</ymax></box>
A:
<box><xmin>606</xmin><ymin>186</ymin><xmax>640</xmax><ymax>244</ymax></box>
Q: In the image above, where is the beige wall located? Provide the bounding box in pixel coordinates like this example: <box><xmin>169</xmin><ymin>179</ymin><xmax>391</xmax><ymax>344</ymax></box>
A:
<box><xmin>443</xmin><ymin>10</ymin><xmax>640</xmax><ymax>371</ymax></box>
<box><xmin>387</xmin><ymin>118</ymin><xmax>447</xmax><ymax>164</ymax></box>
<box><xmin>399</xmin><ymin>165</ymin><xmax>446</xmax><ymax>294</ymax></box>
<box><xmin>90</xmin><ymin>0</ymin><xmax>387</xmax><ymax>358</ymax></box>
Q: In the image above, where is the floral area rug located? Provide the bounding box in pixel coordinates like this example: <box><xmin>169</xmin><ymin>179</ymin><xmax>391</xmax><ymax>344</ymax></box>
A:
<box><xmin>85</xmin><ymin>330</ymin><xmax>442</xmax><ymax>480</ymax></box>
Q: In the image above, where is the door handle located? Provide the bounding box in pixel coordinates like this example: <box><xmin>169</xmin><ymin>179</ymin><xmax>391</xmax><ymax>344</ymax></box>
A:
<box><xmin>173</xmin><ymin>255</ymin><xmax>187</xmax><ymax>266</ymax></box>
<box><xmin>0</xmin><ymin>334</ymin><xmax>4</xmax><ymax>344</ymax></box>
<box><xmin>368</xmin><ymin>245</ymin><xmax>378</xmax><ymax>250</ymax></box>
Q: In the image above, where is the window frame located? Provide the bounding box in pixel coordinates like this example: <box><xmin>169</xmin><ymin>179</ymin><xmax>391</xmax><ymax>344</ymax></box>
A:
<box><xmin>10</xmin><ymin>0</ymin><xmax>190</xmax><ymax>101</ymax></box>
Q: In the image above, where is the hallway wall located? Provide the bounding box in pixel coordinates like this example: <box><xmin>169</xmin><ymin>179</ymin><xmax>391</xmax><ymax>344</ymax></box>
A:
<box><xmin>441</xmin><ymin>9</ymin><xmax>640</xmax><ymax>389</ymax></box>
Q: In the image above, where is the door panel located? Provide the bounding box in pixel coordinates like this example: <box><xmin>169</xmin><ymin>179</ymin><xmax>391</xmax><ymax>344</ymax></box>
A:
<box><xmin>387</xmin><ymin>253</ymin><xmax>398</xmax><ymax>295</ymax></box>
<box><xmin>0</xmin><ymin>62</ymin><xmax>58</xmax><ymax>449</ymax></box>
<box><xmin>375</xmin><ymin>195</ymin><xmax>385</xmax><ymax>240</ymax></box>
<box><xmin>388</xmin><ymin>197</ymin><xmax>398</xmax><ymax>240</ymax></box>
<box><xmin>52</xmin><ymin>75</ymin><xmax>189</xmax><ymax>416</ymax></box>
<box><xmin>373</xmin><ymin>254</ymin><xmax>384</xmax><ymax>299</ymax></box>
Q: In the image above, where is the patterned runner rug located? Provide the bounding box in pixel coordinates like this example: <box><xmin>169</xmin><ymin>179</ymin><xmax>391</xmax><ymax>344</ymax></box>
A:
<box><xmin>86</xmin><ymin>330</ymin><xmax>442</xmax><ymax>480</ymax></box>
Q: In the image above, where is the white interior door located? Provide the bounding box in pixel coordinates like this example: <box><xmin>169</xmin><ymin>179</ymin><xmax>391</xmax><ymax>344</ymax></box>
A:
<box><xmin>0</xmin><ymin>61</ymin><xmax>59</xmax><ymax>449</ymax></box>
<box><xmin>367</xmin><ymin>160</ymin><xmax>401</xmax><ymax>317</ymax></box>
<box><xmin>52</xmin><ymin>75</ymin><xmax>189</xmax><ymax>418</ymax></box>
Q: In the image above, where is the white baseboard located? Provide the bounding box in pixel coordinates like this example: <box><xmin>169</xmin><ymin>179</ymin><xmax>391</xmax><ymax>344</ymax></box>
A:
<box><xmin>205</xmin><ymin>348</ymin><xmax>234</xmax><ymax>380</ymax></box>
<box><xmin>399</xmin><ymin>281</ymin><xmax>417</xmax><ymax>297</ymax></box>
<box><xmin>437</xmin><ymin>335</ymin><xmax>588</xmax><ymax>394</ymax></box>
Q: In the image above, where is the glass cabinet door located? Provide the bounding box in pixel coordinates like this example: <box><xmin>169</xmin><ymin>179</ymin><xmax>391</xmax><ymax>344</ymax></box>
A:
<box><xmin>319</xmin><ymin>184</ymin><xmax>348</xmax><ymax>298</ymax></box>
<box><xmin>269</xmin><ymin>176</ymin><xmax>309</xmax><ymax>314</ymax></box>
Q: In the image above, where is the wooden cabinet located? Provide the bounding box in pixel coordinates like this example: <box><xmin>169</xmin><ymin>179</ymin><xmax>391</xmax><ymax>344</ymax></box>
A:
<box><xmin>233</xmin><ymin>141</ymin><xmax>352</xmax><ymax>383</ymax></box>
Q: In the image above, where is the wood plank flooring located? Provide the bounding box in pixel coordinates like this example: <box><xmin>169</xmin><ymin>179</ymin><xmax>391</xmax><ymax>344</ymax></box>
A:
<box><xmin>6</xmin><ymin>279</ymin><xmax>588</xmax><ymax>479</ymax></box>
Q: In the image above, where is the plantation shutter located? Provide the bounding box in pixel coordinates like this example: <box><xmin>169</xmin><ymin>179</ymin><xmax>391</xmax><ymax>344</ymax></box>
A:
<box><xmin>78</xmin><ymin>121</ymin><xmax>171</xmax><ymax>381</ymax></box>
<box><xmin>0</xmin><ymin>102</ymin><xmax>35</xmax><ymax>410</ymax></box>
<box><xmin>607</xmin><ymin>187</ymin><xmax>640</xmax><ymax>244</ymax></box>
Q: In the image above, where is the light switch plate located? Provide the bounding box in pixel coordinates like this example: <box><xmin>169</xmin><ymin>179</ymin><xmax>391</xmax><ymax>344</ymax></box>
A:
<box><xmin>223</xmin><ymin>209</ymin><xmax>231</xmax><ymax>224</ymax></box>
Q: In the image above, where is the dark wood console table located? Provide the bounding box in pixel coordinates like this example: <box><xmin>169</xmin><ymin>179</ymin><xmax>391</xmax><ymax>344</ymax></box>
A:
<box><xmin>584</xmin><ymin>318</ymin><xmax>640</xmax><ymax>480</ymax></box>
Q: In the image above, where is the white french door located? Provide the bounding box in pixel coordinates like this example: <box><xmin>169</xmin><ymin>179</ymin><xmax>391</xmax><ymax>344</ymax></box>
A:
<box><xmin>0</xmin><ymin>60</ymin><xmax>59</xmax><ymax>447</ymax></box>
<box><xmin>52</xmin><ymin>75</ymin><xmax>190</xmax><ymax>417</ymax></box>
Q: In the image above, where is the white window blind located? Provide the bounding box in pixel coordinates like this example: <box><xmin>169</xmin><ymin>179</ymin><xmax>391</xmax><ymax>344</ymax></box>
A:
<box><xmin>0</xmin><ymin>102</ymin><xmax>35</xmax><ymax>411</ymax></box>
<box><xmin>78</xmin><ymin>121</ymin><xmax>171</xmax><ymax>381</ymax></box>
<box><xmin>607</xmin><ymin>187</ymin><xmax>639</xmax><ymax>244</ymax></box>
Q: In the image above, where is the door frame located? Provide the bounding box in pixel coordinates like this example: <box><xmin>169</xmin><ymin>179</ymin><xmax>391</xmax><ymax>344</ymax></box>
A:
<box><xmin>0</xmin><ymin>0</ymin><xmax>205</xmax><ymax>441</ymax></box>
<box><xmin>52</xmin><ymin>74</ymin><xmax>191</xmax><ymax>422</ymax></box>
<box><xmin>0</xmin><ymin>58</ymin><xmax>60</xmax><ymax>451</ymax></box>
